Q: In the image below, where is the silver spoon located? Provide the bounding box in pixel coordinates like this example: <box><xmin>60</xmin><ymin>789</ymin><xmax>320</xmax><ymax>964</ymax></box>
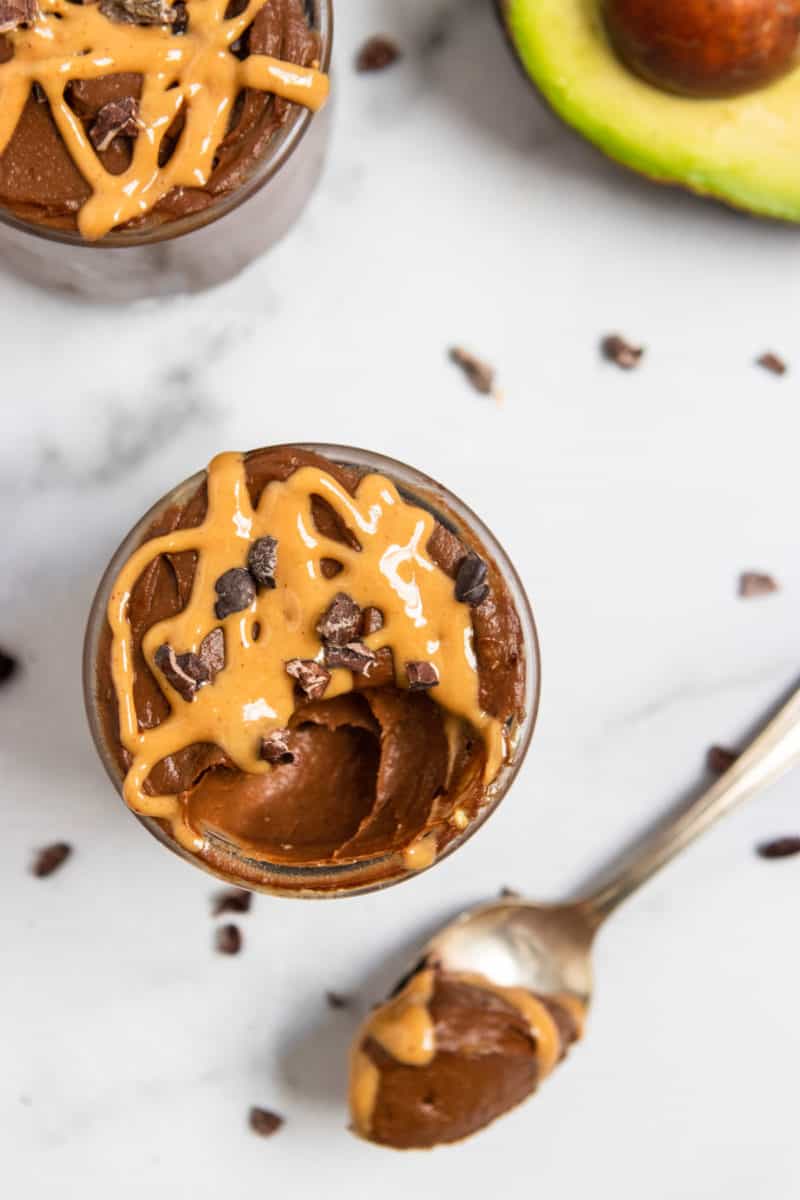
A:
<box><xmin>422</xmin><ymin>683</ymin><xmax>800</xmax><ymax>1009</ymax></box>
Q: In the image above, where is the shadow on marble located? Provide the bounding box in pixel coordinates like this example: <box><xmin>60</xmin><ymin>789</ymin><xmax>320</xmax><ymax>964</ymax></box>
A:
<box><xmin>1</xmin><ymin>564</ymin><xmax>107</xmax><ymax>799</ymax></box>
<box><xmin>276</xmin><ymin>902</ymin><xmax>470</xmax><ymax>1108</ymax></box>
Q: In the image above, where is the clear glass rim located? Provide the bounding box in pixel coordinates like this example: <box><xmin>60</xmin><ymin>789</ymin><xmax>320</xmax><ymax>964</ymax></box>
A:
<box><xmin>0</xmin><ymin>0</ymin><xmax>333</xmax><ymax>250</ymax></box>
<box><xmin>83</xmin><ymin>444</ymin><xmax>542</xmax><ymax>898</ymax></box>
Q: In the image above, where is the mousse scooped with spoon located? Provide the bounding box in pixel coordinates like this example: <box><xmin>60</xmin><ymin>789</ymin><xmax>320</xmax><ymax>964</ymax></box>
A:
<box><xmin>350</xmin><ymin>681</ymin><xmax>800</xmax><ymax>1147</ymax></box>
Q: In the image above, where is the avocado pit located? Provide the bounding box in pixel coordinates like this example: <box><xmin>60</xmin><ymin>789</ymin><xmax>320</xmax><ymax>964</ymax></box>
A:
<box><xmin>602</xmin><ymin>0</ymin><xmax>800</xmax><ymax>98</ymax></box>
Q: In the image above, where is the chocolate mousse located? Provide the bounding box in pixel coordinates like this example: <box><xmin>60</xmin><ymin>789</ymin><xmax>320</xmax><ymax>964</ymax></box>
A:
<box><xmin>0</xmin><ymin>0</ymin><xmax>328</xmax><ymax>239</ymax></box>
<box><xmin>349</xmin><ymin>967</ymin><xmax>583</xmax><ymax>1149</ymax></box>
<box><xmin>88</xmin><ymin>446</ymin><xmax>528</xmax><ymax>893</ymax></box>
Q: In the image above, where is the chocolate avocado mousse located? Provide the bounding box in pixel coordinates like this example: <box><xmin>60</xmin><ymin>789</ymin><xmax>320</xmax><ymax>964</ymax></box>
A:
<box><xmin>86</xmin><ymin>445</ymin><xmax>533</xmax><ymax>894</ymax></box>
<box><xmin>0</xmin><ymin>0</ymin><xmax>328</xmax><ymax>239</ymax></box>
<box><xmin>349</xmin><ymin>967</ymin><xmax>583</xmax><ymax>1149</ymax></box>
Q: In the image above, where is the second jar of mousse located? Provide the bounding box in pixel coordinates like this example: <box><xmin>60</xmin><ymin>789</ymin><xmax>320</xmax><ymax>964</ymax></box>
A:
<box><xmin>0</xmin><ymin>0</ymin><xmax>331</xmax><ymax>299</ymax></box>
<box><xmin>84</xmin><ymin>444</ymin><xmax>540</xmax><ymax>897</ymax></box>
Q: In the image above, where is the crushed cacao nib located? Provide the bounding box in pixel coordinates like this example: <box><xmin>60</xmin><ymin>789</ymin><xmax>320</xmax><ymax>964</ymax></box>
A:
<box><xmin>248</xmin><ymin>537</ymin><xmax>278</xmax><ymax>589</ymax></box>
<box><xmin>353</xmin><ymin>646</ymin><xmax>395</xmax><ymax>691</ymax></box>
<box><xmin>326</xmin><ymin>991</ymin><xmax>351</xmax><ymax>1010</ymax></box>
<box><xmin>756</xmin><ymin>352</ymin><xmax>787</xmax><ymax>376</ymax></box>
<box><xmin>355</xmin><ymin>34</ymin><xmax>400</xmax><ymax>72</ymax></box>
<box><xmin>739</xmin><ymin>572</ymin><xmax>779</xmax><ymax>598</ymax></box>
<box><xmin>100</xmin><ymin>0</ymin><xmax>177</xmax><ymax>24</ymax></box>
<box><xmin>0</xmin><ymin>0</ymin><xmax>37</xmax><ymax>34</ymax></box>
<box><xmin>154</xmin><ymin>644</ymin><xmax>210</xmax><ymax>702</ymax></box>
<box><xmin>707</xmin><ymin>745</ymin><xmax>738</xmax><ymax>774</ymax></box>
<box><xmin>198</xmin><ymin>627</ymin><xmax>225</xmax><ymax>677</ymax></box>
<box><xmin>31</xmin><ymin>842</ymin><xmax>72</xmax><ymax>878</ymax></box>
<box><xmin>260</xmin><ymin>729</ymin><xmax>295</xmax><ymax>765</ymax></box>
<box><xmin>320</xmin><ymin>558</ymin><xmax>343</xmax><ymax>579</ymax></box>
<box><xmin>757</xmin><ymin>837</ymin><xmax>800</xmax><ymax>859</ymax></box>
<box><xmin>171</xmin><ymin>0</ymin><xmax>187</xmax><ymax>31</ymax></box>
<box><xmin>212</xmin><ymin>888</ymin><xmax>252</xmax><ymax>916</ymax></box>
<box><xmin>0</xmin><ymin>648</ymin><xmax>18</xmax><ymax>685</ymax></box>
<box><xmin>89</xmin><ymin>97</ymin><xmax>142</xmax><ymax>153</ymax></box>
<box><xmin>214</xmin><ymin>567</ymin><xmax>256</xmax><ymax>619</ymax></box>
<box><xmin>316</xmin><ymin>593</ymin><xmax>362</xmax><ymax>645</ymax></box>
<box><xmin>455</xmin><ymin>552</ymin><xmax>489</xmax><ymax>608</ymax></box>
<box><xmin>215</xmin><ymin>924</ymin><xmax>242</xmax><ymax>955</ymax></box>
<box><xmin>324</xmin><ymin>642</ymin><xmax>377</xmax><ymax>674</ymax></box>
<box><xmin>249</xmin><ymin>1107</ymin><xmax>284</xmax><ymax>1138</ymax></box>
<box><xmin>360</xmin><ymin>606</ymin><xmax>384</xmax><ymax>636</ymax></box>
<box><xmin>405</xmin><ymin>661</ymin><xmax>439</xmax><ymax>691</ymax></box>
<box><xmin>285</xmin><ymin>658</ymin><xmax>331</xmax><ymax>701</ymax></box>
<box><xmin>449</xmin><ymin>346</ymin><xmax>495</xmax><ymax>396</ymax></box>
<box><xmin>601</xmin><ymin>334</ymin><xmax>644</xmax><ymax>370</ymax></box>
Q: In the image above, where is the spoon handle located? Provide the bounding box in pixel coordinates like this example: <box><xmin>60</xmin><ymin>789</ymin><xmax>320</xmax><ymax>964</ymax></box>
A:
<box><xmin>584</xmin><ymin>684</ymin><xmax>800</xmax><ymax>923</ymax></box>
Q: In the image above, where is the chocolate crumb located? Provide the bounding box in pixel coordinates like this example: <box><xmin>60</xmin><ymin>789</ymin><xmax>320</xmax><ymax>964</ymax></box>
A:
<box><xmin>324</xmin><ymin>642</ymin><xmax>377</xmax><ymax>674</ymax></box>
<box><xmin>31</xmin><ymin>842</ymin><xmax>71</xmax><ymax>878</ymax></box>
<box><xmin>326</xmin><ymin>991</ymin><xmax>351</xmax><ymax>1010</ymax></box>
<box><xmin>449</xmin><ymin>346</ymin><xmax>495</xmax><ymax>396</ymax></box>
<box><xmin>757</xmin><ymin>836</ymin><xmax>800</xmax><ymax>860</ymax></box>
<box><xmin>0</xmin><ymin>0</ymin><xmax>37</xmax><ymax>33</ymax></box>
<box><xmin>171</xmin><ymin>0</ymin><xmax>186</xmax><ymax>31</ymax></box>
<box><xmin>100</xmin><ymin>0</ymin><xmax>177</xmax><ymax>24</ymax></box>
<box><xmin>360</xmin><ymin>606</ymin><xmax>384</xmax><ymax>636</ymax></box>
<box><xmin>198</xmin><ymin>627</ymin><xmax>225</xmax><ymax>677</ymax></box>
<box><xmin>90</xmin><ymin>96</ymin><xmax>142</xmax><ymax>152</ymax></box>
<box><xmin>0</xmin><ymin>648</ymin><xmax>18</xmax><ymax>685</ymax></box>
<box><xmin>756</xmin><ymin>352</ymin><xmax>787</xmax><ymax>376</ymax></box>
<box><xmin>260</xmin><ymin>729</ymin><xmax>294</xmax><ymax>765</ymax></box>
<box><xmin>154</xmin><ymin>644</ymin><xmax>210</xmax><ymax>702</ymax></box>
<box><xmin>500</xmin><ymin>886</ymin><xmax>521</xmax><ymax>899</ymax></box>
<box><xmin>248</xmin><ymin>536</ymin><xmax>278</xmax><ymax>589</ymax></box>
<box><xmin>601</xmin><ymin>334</ymin><xmax>644</xmax><ymax>370</ymax></box>
<box><xmin>739</xmin><ymin>572</ymin><xmax>779</xmax><ymax>598</ymax></box>
<box><xmin>316</xmin><ymin>593</ymin><xmax>362</xmax><ymax>645</ymax></box>
<box><xmin>214</xmin><ymin>567</ymin><xmax>256</xmax><ymax>620</ymax></box>
<box><xmin>249</xmin><ymin>1107</ymin><xmax>284</xmax><ymax>1138</ymax></box>
<box><xmin>355</xmin><ymin>34</ymin><xmax>400</xmax><ymax>72</ymax></box>
<box><xmin>353</xmin><ymin>646</ymin><xmax>395</xmax><ymax>691</ymax></box>
<box><xmin>212</xmin><ymin>888</ymin><xmax>252</xmax><ymax>916</ymax></box>
<box><xmin>320</xmin><ymin>558</ymin><xmax>343</xmax><ymax>579</ymax></box>
<box><xmin>215</xmin><ymin>924</ymin><xmax>242</xmax><ymax>955</ymax></box>
<box><xmin>285</xmin><ymin>658</ymin><xmax>331</xmax><ymax>701</ymax></box>
<box><xmin>405</xmin><ymin>661</ymin><xmax>439</xmax><ymax>691</ymax></box>
<box><xmin>455</xmin><ymin>552</ymin><xmax>489</xmax><ymax>608</ymax></box>
<box><xmin>707</xmin><ymin>745</ymin><xmax>738</xmax><ymax>774</ymax></box>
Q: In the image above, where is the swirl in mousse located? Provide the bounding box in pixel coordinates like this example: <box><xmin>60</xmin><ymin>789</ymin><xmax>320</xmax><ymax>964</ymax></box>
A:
<box><xmin>86</xmin><ymin>446</ymin><xmax>535</xmax><ymax>895</ymax></box>
<box><xmin>0</xmin><ymin>0</ymin><xmax>328</xmax><ymax>239</ymax></box>
<box><xmin>349</xmin><ymin>966</ymin><xmax>584</xmax><ymax>1148</ymax></box>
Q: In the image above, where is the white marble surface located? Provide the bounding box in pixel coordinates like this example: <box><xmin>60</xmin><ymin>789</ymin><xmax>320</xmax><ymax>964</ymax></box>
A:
<box><xmin>2</xmin><ymin>1</ymin><xmax>800</xmax><ymax>1196</ymax></box>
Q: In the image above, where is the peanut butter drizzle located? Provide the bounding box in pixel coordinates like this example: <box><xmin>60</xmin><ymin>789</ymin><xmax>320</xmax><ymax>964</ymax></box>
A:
<box><xmin>108</xmin><ymin>452</ymin><xmax>505</xmax><ymax>854</ymax></box>
<box><xmin>350</xmin><ymin>967</ymin><xmax>582</xmax><ymax>1137</ymax></box>
<box><xmin>0</xmin><ymin>0</ymin><xmax>329</xmax><ymax>239</ymax></box>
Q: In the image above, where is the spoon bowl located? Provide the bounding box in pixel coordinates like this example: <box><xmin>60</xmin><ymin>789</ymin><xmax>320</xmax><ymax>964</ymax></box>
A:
<box><xmin>424</xmin><ymin>899</ymin><xmax>597</xmax><ymax>1007</ymax></box>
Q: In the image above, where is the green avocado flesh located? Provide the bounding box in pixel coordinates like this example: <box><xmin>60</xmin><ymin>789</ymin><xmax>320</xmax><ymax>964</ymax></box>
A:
<box><xmin>501</xmin><ymin>0</ymin><xmax>800</xmax><ymax>222</ymax></box>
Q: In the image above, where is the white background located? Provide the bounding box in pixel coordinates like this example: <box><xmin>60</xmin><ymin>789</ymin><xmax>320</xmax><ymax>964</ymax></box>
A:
<box><xmin>2</xmin><ymin>2</ymin><xmax>799</xmax><ymax>1197</ymax></box>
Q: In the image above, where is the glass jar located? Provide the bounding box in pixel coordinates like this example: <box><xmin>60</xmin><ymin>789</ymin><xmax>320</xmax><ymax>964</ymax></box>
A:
<box><xmin>83</xmin><ymin>444</ymin><xmax>541</xmax><ymax>896</ymax></box>
<box><xmin>0</xmin><ymin>0</ymin><xmax>333</xmax><ymax>301</ymax></box>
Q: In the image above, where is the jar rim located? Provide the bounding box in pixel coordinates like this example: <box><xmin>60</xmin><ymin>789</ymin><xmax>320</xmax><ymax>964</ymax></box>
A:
<box><xmin>83</xmin><ymin>443</ymin><xmax>542</xmax><ymax>898</ymax></box>
<box><xmin>0</xmin><ymin>0</ymin><xmax>333</xmax><ymax>250</ymax></box>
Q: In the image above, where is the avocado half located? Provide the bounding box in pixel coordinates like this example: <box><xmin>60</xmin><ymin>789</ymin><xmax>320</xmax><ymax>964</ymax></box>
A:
<box><xmin>497</xmin><ymin>0</ymin><xmax>800</xmax><ymax>222</ymax></box>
